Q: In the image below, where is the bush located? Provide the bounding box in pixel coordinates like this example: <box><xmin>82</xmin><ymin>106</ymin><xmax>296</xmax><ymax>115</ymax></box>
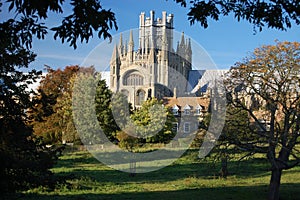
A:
<box><xmin>116</xmin><ymin>131</ymin><xmax>139</xmax><ymax>151</ymax></box>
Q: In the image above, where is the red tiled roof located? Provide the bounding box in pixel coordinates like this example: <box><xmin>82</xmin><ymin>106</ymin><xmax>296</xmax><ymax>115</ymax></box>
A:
<box><xmin>163</xmin><ymin>97</ymin><xmax>210</xmax><ymax>111</ymax></box>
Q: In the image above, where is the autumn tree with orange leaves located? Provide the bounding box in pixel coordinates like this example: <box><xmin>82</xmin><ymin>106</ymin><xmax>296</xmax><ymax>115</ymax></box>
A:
<box><xmin>31</xmin><ymin>66</ymin><xmax>80</xmax><ymax>143</ymax></box>
<box><xmin>225</xmin><ymin>41</ymin><xmax>300</xmax><ymax>200</ymax></box>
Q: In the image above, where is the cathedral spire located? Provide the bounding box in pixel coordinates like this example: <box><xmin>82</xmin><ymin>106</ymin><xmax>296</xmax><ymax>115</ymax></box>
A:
<box><xmin>180</xmin><ymin>32</ymin><xmax>185</xmax><ymax>47</ymax></box>
<box><xmin>187</xmin><ymin>38</ymin><xmax>192</xmax><ymax>52</ymax></box>
<box><xmin>110</xmin><ymin>44</ymin><xmax>120</xmax><ymax>65</ymax></box>
<box><xmin>127</xmin><ymin>30</ymin><xmax>134</xmax><ymax>62</ymax></box>
<box><xmin>118</xmin><ymin>33</ymin><xmax>123</xmax><ymax>55</ymax></box>
<box><xmin>186</xmin><ymin>38</ymin><xmax>192</xmax><ymax>63</ymax></box>
<box><xmin>110</xmin><ymin>44</ymin><xmax>121</xmax><ymax>92</ymax></box>
<box><xmin>124</xmin><ymin>40</ymin><xmax>127</xmax><ymax>55</ymax></box>
<box><xmin>178</xmin><ymin>32</ymin><xmax>186</xmax><ymax>57</ymax></box>
<box><xmin>129</xmin><ymin>30</ymin><xmax>134</xmax><ymax>47</ymax></box>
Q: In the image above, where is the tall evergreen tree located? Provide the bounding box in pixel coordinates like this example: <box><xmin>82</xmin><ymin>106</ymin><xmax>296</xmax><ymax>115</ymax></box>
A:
<box><xmin>72</xmin><ymin>71</ymin><xmax>118</xmax><ymax>144</ymax></box>
<box><xmin>95</xmin><ymin>78</ymin><xmax>118</xmax><ymax>141</ymax></box>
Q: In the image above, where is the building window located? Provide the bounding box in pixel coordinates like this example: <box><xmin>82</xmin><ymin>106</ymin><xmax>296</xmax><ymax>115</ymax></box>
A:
<box><xmin>184</xmin><ymin>122</ymin><xmax>190</xmax><ymax>133</ymax></box>
<box><xmin>183</xmin><ymin>105</ymin><xmax>191</xmax><ymax>115</ymax></box>
<box><xmin>184</xmin><ymin>109</ymin><xmax>190</xmax><ymax>115</ymax></box>
<box><xmin>172</xmin><ymin>105</ymin><xmax>179</xmax><ymax>116</ymax></box>
<box><xmin>172</xmin><ymin>122</ymin><xmax>178</xmax><ymax>133</ymax></box>
<box><xmin>124</xmin><ymin>73</ymin><xmax>144</xmax><ymax>86</ymax></box>
<box><xmin>173</xmin><ymin>109</ymin><xmax>178</xmax><ymax>115</ymax></box>
<box><xmin>195</xmin><ymin>104</ymin><xmax>203</xmax><ymax>115</ymax></box>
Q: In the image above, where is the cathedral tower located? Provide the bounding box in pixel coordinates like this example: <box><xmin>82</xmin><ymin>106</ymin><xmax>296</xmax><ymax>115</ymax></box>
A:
<box><xmin>110</xmin><ymin>11</ymin><xmax>192</xmax><ymax>108</ymax></box>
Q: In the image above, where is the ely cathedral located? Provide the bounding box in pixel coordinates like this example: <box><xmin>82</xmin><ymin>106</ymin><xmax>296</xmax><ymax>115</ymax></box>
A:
<box><xmin>110</xmin><ymin>11</ymin><xmax>193</xmax><ymax>107</ymax></box>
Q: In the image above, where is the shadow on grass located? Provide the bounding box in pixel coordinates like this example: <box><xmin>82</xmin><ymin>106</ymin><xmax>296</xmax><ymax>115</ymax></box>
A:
<box><xmin>54</xmin><ymin>159</ymin><xmax>270</xmax><ymax>185</ymax></box>
<box><xmin>53</xmin><ymin>150</ymin><xmax>271</xmax><ymax>184</ymax></box>
<box><xmin>12</xmin><ymin>183</ymin><xmax>300</xmax><ymax>200</ymax></box>
<box><xmin>6</xmin><ymin>149</ymin><xmax>300</xmax><ymax>200</ymax></box>
<box><xmin>55</xmin><ymin>148</ymin><xmax>190</xmax><ymax>170</ymax></box>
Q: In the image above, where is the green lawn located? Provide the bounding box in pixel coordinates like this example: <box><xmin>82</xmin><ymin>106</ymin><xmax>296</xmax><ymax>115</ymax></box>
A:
<box><xmin>11</xmin><ymin>148</ymin><xmax>300</xmax><ymax>200</ymax></box>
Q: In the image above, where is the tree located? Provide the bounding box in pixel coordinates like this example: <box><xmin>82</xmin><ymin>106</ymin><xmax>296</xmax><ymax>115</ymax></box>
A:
<box><xmin>31</xmin><ymin>66</ymin><xmax>80</xmax><ymax>143</ymax></box>
<box><xmin>225</xmin><ymin>41</ymin><xmax>300</xmax><ymax>200</ymax></box>
<box><xmin>116</xmin><ymin>130</ymin><xmax>139</xmax><ymax>151</ymax></box>
<box><xmin>95</xmin><ymin>78</ymin><xmax>119</xmax><ymax>141</ymax></box>
<box><xmin>130</xmin><ymin>98</ymin><xmax>176</xmax><ymax>144</ymax></box>
<box><xmin>72</xmin><ymin>71</ymin><xmax>118</xmax><ymax>144</ymax></box>
<box><xmin>53</xmin><ymin>74</ymin><xmax>79</xmax><ymax>143</ymax></box>
<box><xmin>1</xmin><ymin>0</ymin><xmax>117</xmax><ymax>192</ymax></box>
<box><xmin>3</xmin><ymin>0</ymin><xmax>117</xmax><ymax>49</ymax></box>
<box><xmin>173</xmin><ymin>0</ymin><xmax>300</xmax><ymax>31</ymax></box>
<box><xmin>32</xmin><ymin>66</ymin><xmax>116</xmax><ymax>144</ymax></box>
<box><xmin>203</xmin><ymin>106</ymin><xmax>253</xmax><ymax>178</ymax></box>
<box><xmin>111</xmin><ymin>92</ymin><xmax>133</xmax><ymax>131</ymax></box>
<box><xmin>0</xmin><ymin>19</ymin><xmax>52</xmax><ymax>191</ymax></box>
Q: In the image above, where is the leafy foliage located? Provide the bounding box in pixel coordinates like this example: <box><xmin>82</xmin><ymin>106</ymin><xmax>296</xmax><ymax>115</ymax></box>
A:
<box><xmin>31</xmin><ymin>66</ymin><xmax>80</xmax><ymax>144</ymax></box>
<box><xmin>111</xmin><ymin>92</ymin><xmax>133</xmax><ymax>131</ymax></box>
<box><xmin>5</xmin><ymin>0</ymin><xmax>118</xmax><ymax>49</ymax></box>
<box><xmin>72</xmin><ymin>71</ymin><xmax>118</xmax><ymax>144</ymax></box>
<box><xmin>52</xmin><ymin>0</ymin><xmax>117</xmax><ymax>48</ymax></box>
<box><xmin>116</xmin><ymin>130</ymin><xmax>139</xmax><ymax>151</ymax></box>
<box><xmin>130</xmin><ymin>98</ymin><xmax>176</xmax><ymax>143</ymax></box>
<box><xmin>202</xmin><ymin>106</ymin><xmax>253</xmax><ymax>177</ymax></box>
<box><xmin>0</xmin><ymin>2</ymin><xmax>52</xmax><ymax>192</ymax></box>
<box><xmin>173</xmin><ymin>0</ymin><xmax>300</xmax><ymax>31</ymax></box>
<box><xmin>0</xmin><ymin>119</ymin><xmax>57</xmax><ymax>192</ymax></box>
<box><xmin>225</xmin><ymin>41</ymin><xmax>300</xmax><ymax>200</ymax></box>
<box><xmin>95</xmin><ymin>78</ymin><xmax>119</xmax><ymax>141</ymax></box>
<box><xmin>32</xmin><ymin>66</ymin><xmax>117</xmax><ymax>144</ymax></box>
<box><xmin>0</xmin><ymin>0</ymin><xmax>117</xmax><ymax>192</ymax></box>
<box><xmin>0</xmin><ymin>15</ymin><xmax>51</xmax><ymax>193</ymax></box>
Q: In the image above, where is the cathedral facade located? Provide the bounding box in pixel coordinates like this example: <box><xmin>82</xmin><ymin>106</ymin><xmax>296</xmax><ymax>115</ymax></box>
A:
<box><xmin>110</xmin><ymin>11</ymin><xmax>192</xmax><ymax>108</ymax></box>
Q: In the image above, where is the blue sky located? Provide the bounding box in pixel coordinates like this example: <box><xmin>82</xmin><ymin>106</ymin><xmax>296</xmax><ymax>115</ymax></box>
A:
<box><xmin>3</xmin><ymin>0</ymin><xmax>299</xmax><ymax>71</ymax></box>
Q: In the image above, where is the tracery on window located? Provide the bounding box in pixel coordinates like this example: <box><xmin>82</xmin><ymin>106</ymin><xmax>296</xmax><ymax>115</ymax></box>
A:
<box><xmin>124</xmin><ymin>72</ymin><xmax>144</xmax><ymax>86</ymax></box>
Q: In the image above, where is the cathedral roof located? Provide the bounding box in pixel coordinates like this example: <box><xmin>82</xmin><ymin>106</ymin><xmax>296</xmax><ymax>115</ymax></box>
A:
<box><xmin>187</xmin><ymin>70</ymin><xmax>206</xmax><ymax>92</ymax></box>
<box><xmin>189</xmin><ymin>69</ymin><xmax>228</xmax><ymax>93</ymax></box>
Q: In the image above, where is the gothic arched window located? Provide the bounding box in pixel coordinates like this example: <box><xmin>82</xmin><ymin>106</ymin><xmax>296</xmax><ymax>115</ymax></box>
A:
<box><xmin>124</xmin><ymin>72</ymin><xmax>144</xmax><ymax>86</ymax></box>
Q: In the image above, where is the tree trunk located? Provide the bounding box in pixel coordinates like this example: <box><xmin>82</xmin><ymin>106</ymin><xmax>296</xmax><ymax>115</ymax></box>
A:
<box><xmin>268</xmin><ymin>168</ymin><xmax>282</xmax><ymax>200</ymax></box>
<box><xmin>220</xmin><ymin>157</ymin><xmax>228</xmax><ymax>178</ymax></box>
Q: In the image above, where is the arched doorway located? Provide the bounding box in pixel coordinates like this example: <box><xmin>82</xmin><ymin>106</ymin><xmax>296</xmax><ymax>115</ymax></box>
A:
<box><xmin>136</xmin><ymin>89</ymin><xmax>145</xmax><ymax>106</ymax></box>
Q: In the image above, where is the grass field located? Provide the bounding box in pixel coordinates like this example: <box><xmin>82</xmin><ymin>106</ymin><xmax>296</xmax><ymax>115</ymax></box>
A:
<box><xmin>11</xmin><ymin>147</ymin><xmax>300</xmax><ymax>200</ymax></box>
